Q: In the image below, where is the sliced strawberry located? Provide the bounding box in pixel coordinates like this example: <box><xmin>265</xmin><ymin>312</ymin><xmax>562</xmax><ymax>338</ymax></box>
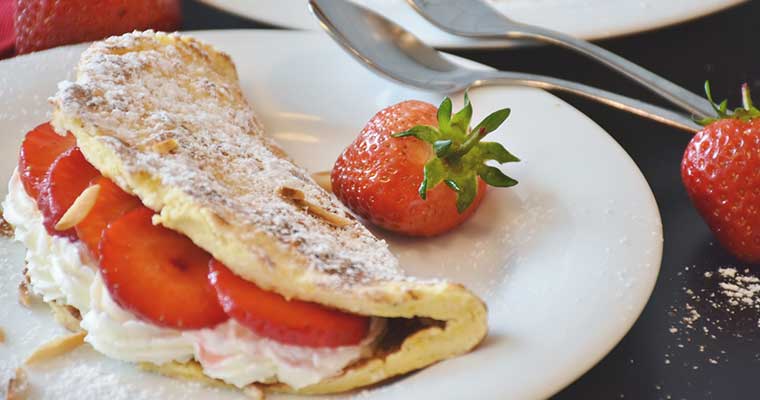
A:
<box><xmin>18</xmin><ymin>122</ymin><xmax>76</xmax><ymax>199</ymax></box>
<box><xmin>37</xmin><ymin>147</ymin><xmax>100</xmax><ymax>240</ymax></box>
<box><xmin>209</xmin><ymin>260</ymin><xmax>370</xmax><ymax>347</ymax></box>
<box><xmin>75</xmin><ymin>177</ymin><xmax>141</xmax><ymax>259</ymax></box>
<box><xmin>99</xmin><ymin>207</ymin><xmax>228</xmax><ymax>329</ymax></box>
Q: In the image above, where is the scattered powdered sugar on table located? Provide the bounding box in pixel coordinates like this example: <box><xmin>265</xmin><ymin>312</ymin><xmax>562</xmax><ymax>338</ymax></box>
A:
<box><xmin>714</xmin><ymin>267</ymin><xmax>760</xmax><ymax>308</ymax></box>
<box><xmin>666</xmin><ymin>264</ymin><xmax>760</xmax><ymax>372</ymax></box>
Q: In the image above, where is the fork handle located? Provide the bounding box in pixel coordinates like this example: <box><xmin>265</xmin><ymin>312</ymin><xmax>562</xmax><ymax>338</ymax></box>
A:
<box><xmin>505</xmin><ymin>24</ymin><xmax>715</xmax><ymax>119</ymax></box>
<box><xmin>476</xmin><ymin>71</ymin><xmax>701</xmax><ymax>132</ymax></box>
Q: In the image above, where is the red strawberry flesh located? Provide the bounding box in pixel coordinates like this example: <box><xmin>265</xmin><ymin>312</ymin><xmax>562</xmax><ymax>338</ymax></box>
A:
<box><xmin>332</xmin><ymin>100</ymin><xmax>490</xmax><ymax>236</ymax></box>
<box><xmin>14</xmin><ymin>0</ymin><xmax>181</xmax><ymax>54</ymax></box>
<box><xmin>75</xmin><ymin>176</ymin><xmax>142</xmax><ymax>259</ymax></box>
<box><xmin>682</xmin><ymin>118</ymin><xmax>760</xmax><ymax>262</ymax></box>
<box><xmin>37</xmin><ymin>147</ymin><xmax>100</xmax><ymax>240</ymax></box>
<box><xmin>209</xmin><ymin>260</ymin><xmax>370</xmax><ymax>347</ymax></box>
<box><xmin>99</xmin><ymin>207</ymin><xmax>228</xmax><ymax>329</ymax></box>
<box><xmin>18</xmin><ymin>122</ymin><xmax>76</xmax><ymax>199</ymax></box>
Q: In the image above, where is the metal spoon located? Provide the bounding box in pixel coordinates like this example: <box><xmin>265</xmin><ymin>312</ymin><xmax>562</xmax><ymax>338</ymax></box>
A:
<box><xmin>407</xmin><ymin>0</ymin><xmax>715</xmax><ymax>119</ymax></box>
<box><xmin>308</xmin><ymin>0</ymin><xmax>701</xmax><ymax>132</ymax></box>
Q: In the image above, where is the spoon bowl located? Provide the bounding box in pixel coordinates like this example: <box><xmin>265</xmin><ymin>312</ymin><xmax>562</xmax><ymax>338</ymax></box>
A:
<box><xmin>310</xmin><ymin>1</ymin><xmax>470</xmax><ymax>93</ymax></box>
<box><xmin>308</xmin><ymin>0</ymin><xmax>700</xmax><ymax>132</ymax></box>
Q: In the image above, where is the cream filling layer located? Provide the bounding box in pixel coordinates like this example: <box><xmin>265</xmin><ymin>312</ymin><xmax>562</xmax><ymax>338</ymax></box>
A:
<box><xmin>3</xmin><ymin>170</ymin><xmax>378</xmax><ymax>388</ymax></box>
<box><xmin>3</xmin><ymin>171</ymin><xmax>95</xmax><ymax>311</ymax></box>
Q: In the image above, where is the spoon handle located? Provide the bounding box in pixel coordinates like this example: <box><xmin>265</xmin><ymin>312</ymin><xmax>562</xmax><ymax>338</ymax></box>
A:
<box><xmin>476</xmin><ymin>71</ymin><xmax>701</xmax><ymax>132</ymax></box>
<box><xmin>406</xmin><ymin>0</ymin><xmax>714</xmax><ymax>118</ymax></box>
<box><xmin>494</xmin><ymin>24</ymin><xmax>715</xmax><ymax>119</ymax></box>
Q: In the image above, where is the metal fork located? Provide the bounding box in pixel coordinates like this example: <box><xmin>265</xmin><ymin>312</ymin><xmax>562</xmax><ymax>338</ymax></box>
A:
<box><xmin>407</xmin><ymin>0</ymin><xmax>715</xmax><ymax>119</ymax></box>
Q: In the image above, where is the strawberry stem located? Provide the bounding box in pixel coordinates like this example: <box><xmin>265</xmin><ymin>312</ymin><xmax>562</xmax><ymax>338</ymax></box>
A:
<box><xmin>452</xmin><ymin>127</ymin><xmax>487</xmax><ymax>159</ymax></box>
<box><xmin>742</xmin><ymin>83</ymin><xmax>753</xmax><ymax>111</ymax></box>
<box><xmin>696</xmin><ymin>81</ymin><xmax>760</xmax><ymax>126</ymax></box>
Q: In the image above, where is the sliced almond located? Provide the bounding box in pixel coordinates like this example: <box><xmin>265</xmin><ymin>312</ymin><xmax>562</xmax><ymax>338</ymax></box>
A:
<box><xmin>265</xmin><ymin>141</ymin><xmax>290</xmax><ymax>161</ymax></box>
<box><xmin>50</xmin><ymin>303</ymin><xmax>83</xmax><ymax>333</ymax></box>
<box><xmin>18</xmin><ymin>268</ymin><xmax>34</xmax><ymax>308</ymax></box>
<box><xmin>279</xmin><ymin>186</ymin><xmax>351</xmax><ymax>228</ymax></box>
<box><xmin>0</xmin><ymin>209</ymin><xmax>13</xmax><ymax>238</ymax></box>
<box><xmin>6</xmin><ymin>367</ymin><xmax>28</xmax><ymax>400</ymax></box>
<box><xmin>24</xmin><ymin>331</ymin><xmax>86</xmax><ymax>365</ymax></box>
<box><xmin>311</xmin><ymin>171</ymin><xmax>332</xmax><ymax>193</ymax></box>
<box><xmin>153</xmin><ymin>138</ymin><xmax>179</xmax><ymax>154</ymax></box>
<box><xmin>54</xmin><ymin>184</ymin><xmax>100</xmax><ymax>231</ymax></box>
<box><xmin>18</xmin><ymin>279</ymin><xmax>32</xmax><ymax>308</ymax></box>
<box><xmin>278</xmin><ymin>186</ymin><xmax>305</xmax><ymax>201</ymax></box>
<box><xmin>243</xmin><ymin>385</ymin><xmax>264</xmax><ymax>400</ymax></box>
<box><xmin>0</xmin><ymin>327</ymin><xmax>5</xmax><ymax>344</ymax></box>
<box><xmin>297</xmin><ymin>200</ymin><xmax>352</xmax><ymax>227</ymax></box>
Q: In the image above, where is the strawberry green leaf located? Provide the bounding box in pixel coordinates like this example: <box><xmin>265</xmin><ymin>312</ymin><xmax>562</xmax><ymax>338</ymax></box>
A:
<box><xmin>450</xmin><ymin>92</ymin><xmax>472</xmax><ymax>138</ymax></box>
<box><xmin>433</xmin><ymin>139</ymin><xmax>453</xmax><ymax>158</ymax></box>
<box><xmin>393</xmin><ymin>125</ymin><xmax>440</xmax><ymax>143</ymax></box>
<box><xmin>437</xmin><ymin>97</ymin><xmax>453</xmax><ymax>135</ymax></box>
<box><xmin>396</xmin><ymin>93</ymin><xmax>521</xmax><ymax>213</ymax></box>
<box><xmin>473</xmin><ymin>108</ymin><xmax>511</xmax><ymax>135</ymax></box>
<box><xmin>419</xmin><ymin>158</ymin><xmax>445</xmax><ymax>200</ymax></box>
<box><xmin>455</xmin><ymin>175</ymin><xmax>478</xmax><ymax>214</ymax></box>
<box><xmin>718</xmin><ymin>100</ymin><xmax>728</xmax><ymax>116</ymax></box>
<box><xmin>444</xmin><ymin>179</ymin><xmax>461</xmax><ymax>192</ymax></box>
<box><xmin>479</xmin><ymin>166</ymin><xmax>518</xmax><ymax>187</ymax></box>
<box><xmin>477</xmin><ymin>142</ymin><xmax>520</xmax><ymax>163</ymax></box>
<box><xmin>696</xmin><ymin>81</ymin><xmax>760</xmax><ymax>125</ymax></box>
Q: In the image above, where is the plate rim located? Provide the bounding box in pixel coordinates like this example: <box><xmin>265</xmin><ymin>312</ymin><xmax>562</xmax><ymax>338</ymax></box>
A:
<box><xmin>194</xmin><ymin>0</ymin><xmax>746</xmax><ymax>49</ymax></box>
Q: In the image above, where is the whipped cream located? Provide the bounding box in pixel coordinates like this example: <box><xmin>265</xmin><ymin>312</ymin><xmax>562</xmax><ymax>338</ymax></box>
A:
<box><xmin>3</xmin><ymin>170</ymin><xmax>379</xmax><ymax>388</ymax></box>
<box><xmin>3</xmin><ymin>171</ymin><xmax>95</xmax><ymax>311</ymax></box>
<box><xmin>188</xmin><ymin>318</ymin><xmax>383</xmax><ymax>388</ymax></box>
<box><xmin>82</xmin><ymin>276</ymin><xmax>196</xmax><ymax>365</ymax></box>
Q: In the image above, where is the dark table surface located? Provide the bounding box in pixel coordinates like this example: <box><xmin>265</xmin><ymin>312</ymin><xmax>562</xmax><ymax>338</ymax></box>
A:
<box><xmin>183</xmin><ymin>2</ymin><xmax>760</xmax><ymax>399</ymax></box>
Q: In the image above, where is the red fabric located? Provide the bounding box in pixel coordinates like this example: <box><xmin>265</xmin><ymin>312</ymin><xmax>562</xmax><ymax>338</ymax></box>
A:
<box><xmin>0</xmin><ymin>0</ymin><xmax>13</xmax><ymax>58</ymax></box>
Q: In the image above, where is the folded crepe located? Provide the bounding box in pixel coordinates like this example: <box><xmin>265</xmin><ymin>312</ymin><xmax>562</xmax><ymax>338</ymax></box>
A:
<box><xmin>39</xmin><ymin>30</ymin><xmax>487</xmax><ymax>395</ymax></box>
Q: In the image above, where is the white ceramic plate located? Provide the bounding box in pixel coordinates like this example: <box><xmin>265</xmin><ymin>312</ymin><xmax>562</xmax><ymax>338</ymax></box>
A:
<box><xmin>199</xmin><ymin>0</ymin><xmax>744</xmax><ymax>48</ymax></box>
<box><xmin>0</xmin><ymin>30</ymin><xmax>662</xmax><ymax>399</ymax></box>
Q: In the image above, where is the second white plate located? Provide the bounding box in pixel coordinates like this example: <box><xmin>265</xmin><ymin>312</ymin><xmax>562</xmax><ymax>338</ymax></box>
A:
<box><xmin>199</xmin><ymin>0</ymin><xmax>744</xmax><ymax>48</ymax></box>
<box><xmin>0</xmin><ymin>30</ymin><xmax>662</xmax><ymax>399</ymax></box>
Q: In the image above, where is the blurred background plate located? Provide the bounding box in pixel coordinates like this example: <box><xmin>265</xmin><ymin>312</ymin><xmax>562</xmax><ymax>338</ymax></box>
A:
<box><xmin>197</xmin><ymin>0</ymin><xmax>744</xmax><ymax>48</ymax></box>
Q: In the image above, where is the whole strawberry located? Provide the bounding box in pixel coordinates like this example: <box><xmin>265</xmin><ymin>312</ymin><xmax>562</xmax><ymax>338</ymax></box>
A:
<box><xmin>14</xmin><ymin>0</ymin><xmax>181</xmax><ymax>55</ymax></box>
<box><xmin>332</xmin><ymin>94</ymin><xmax>518</xmax><ymax>236</ymax></box>
<box><xmin>682</xmin><ymin>83</ymin><xmax>760</xmax><ymax>263</ymax></box>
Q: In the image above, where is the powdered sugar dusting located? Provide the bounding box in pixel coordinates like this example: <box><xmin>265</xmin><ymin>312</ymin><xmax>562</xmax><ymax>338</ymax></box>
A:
<box><xmin>716</xmin><ymin>267</ymin><xmax>760</xmax><ymax>308</ymax></box>
<box><xmin>17</xmin><ymin>345</ymin><xmax>242</xmax><ymax>400</ymax></box>
<box><xmin>51</xmin><ymin>31</ymin><xmax>404</xmax><ymax>287</ymax></box>
<box><xmin>666</xmin><ymin>264</ymin><xmax>760</xmax><ymax>372</ymax></box>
